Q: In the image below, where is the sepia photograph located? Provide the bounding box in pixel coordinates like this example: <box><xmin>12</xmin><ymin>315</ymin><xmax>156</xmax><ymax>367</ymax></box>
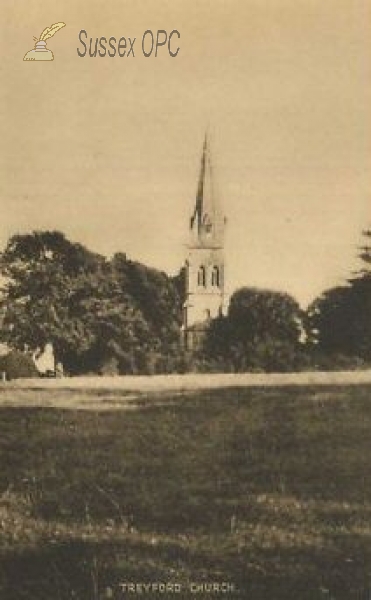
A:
<box><xmin>0</xmin><ymin>1</ymin><xmax>371</xmax><ymax>598</ymax></box>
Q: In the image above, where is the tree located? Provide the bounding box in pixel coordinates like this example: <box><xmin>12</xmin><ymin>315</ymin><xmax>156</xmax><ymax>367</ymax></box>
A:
<box><xmin>0</xmin><ymin>231</ymin><xmax>104</xmax><ymax>365</ymax></box>
<box><xmin>228</xmin><ymin>287</ymin><xmax>302</xmax><ymax>344</ymax></box>
<box><xmin>0</xmin><ymin>232</ymin><xmax>152</xmax><ymax>373</ymax></box>
<box><xmin>204</xmin><ymin>287</ymin><xmax>304</xmax><ymax>372</ymax></box>
<box><xmin>60</xmin><ymin>264</ymin><xmax>151</xmax><ymax>374</ymax></box>
<box><xmin>0</xmin><ymin>231</ymin><xmax>183</xmax><ymax>375</ymax></box>
<box><xmin>111</xmin><ymin>254</ymin><xmax>183</xmax><ymax>362</ymax></box>
<box><xmin>306</xmin><ymin>229</ymin><xmax>371</xmax><ymax>364</ymax></box>
<box><xmin>306</xmin><ymin>286</ymin><xmax>354</xmax><ymax>351</ymax></box>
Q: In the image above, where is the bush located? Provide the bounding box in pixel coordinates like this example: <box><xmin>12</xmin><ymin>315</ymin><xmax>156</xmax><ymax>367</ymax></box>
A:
<box><xmin>307</xmin><ymin>349</ymin><xmax>368</xmax><ymax>371</ymax></box>
<box><xmin>0</xmin><ymin>350</ymin><xmax>39</xmax><ymax>380</ymax></box>
<box><xmin>98</xmin><ymin>356</ymin><xmax>120</xmax><ymax>376</ymax></box>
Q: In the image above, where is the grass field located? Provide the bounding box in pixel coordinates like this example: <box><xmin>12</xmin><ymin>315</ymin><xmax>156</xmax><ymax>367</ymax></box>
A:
<box><xmin>0</xmin><ymin>384</ymin><xmax>371</xmax><ymax>599</ymax></box>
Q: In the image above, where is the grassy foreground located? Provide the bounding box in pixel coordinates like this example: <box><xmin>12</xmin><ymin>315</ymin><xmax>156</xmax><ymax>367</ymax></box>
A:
<box><xmin>0</xmin><ymin>385</ymin><xmax>371</xmax><ymax>599</ymax></box>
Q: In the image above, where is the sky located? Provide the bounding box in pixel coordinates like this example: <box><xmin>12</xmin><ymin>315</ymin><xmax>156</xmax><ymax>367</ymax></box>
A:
<box><xmin>0</xmin><ymin>0</ymin><xmax>370</xmax><ymax>306</ymax></box>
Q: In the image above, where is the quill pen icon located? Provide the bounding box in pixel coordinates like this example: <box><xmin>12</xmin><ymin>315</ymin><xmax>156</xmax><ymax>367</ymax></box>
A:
<box><xmin>24</xmin><ymin>22</ymin><xmax>66</xmax><ymax>61</ymax></box>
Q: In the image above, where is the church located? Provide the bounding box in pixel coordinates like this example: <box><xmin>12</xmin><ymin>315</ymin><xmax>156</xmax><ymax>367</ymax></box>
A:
<box><xmin>183</xmin><ymin>135</ymin><xmax>227</xmax><ymax>350</ymax></box>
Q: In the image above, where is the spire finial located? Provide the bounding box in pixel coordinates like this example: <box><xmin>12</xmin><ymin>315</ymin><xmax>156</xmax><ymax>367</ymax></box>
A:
<box><xmin>204</xmin><ymin>125</ymin><xmax>211</xmax><ymax>152</ymax></box>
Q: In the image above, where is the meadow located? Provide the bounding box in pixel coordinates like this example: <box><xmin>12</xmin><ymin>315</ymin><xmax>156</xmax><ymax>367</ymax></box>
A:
<box><xmin>0</xmin><ymin>383</ymin><xmax>371</xmax><ymax>599</ymax></box>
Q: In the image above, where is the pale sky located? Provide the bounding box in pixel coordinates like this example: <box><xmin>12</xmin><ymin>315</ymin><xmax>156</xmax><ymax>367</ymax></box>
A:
<box><xmin>1</xmin><ymin>0</ymin><xmax>370</xmax><ymax>306</ymax></box>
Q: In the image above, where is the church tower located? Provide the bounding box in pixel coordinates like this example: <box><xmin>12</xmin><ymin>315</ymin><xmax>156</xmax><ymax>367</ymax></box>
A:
<box><xmin>183</xmin><ymin>134</ymin><xmax>226</xmax><ymax>349</ymax></box>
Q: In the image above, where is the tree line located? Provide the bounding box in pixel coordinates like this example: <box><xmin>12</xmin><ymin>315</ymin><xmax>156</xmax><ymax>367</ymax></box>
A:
<box><xmin>0</xmin><ymin>229</ymin><xmax>370</xmax><ymax>376</ymax></box>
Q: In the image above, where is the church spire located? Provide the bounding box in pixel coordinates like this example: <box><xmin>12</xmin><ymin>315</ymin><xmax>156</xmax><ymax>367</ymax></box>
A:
<box><xmin>183</xmin><ymin>134</ymin><xmax>227</xmax><ymax>348</ymax></box>
<box><xmin>189</xmin><ymin>133</ymin><xmax>224</xmax><ymax>247</ymax></box>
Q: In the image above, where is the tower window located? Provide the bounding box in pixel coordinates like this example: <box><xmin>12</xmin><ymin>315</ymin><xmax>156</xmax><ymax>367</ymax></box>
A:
<box><xmin>203</xmin><ymin>214</ymin><xmax>213</xmax><ymax>235</ymax></box>
<box><xmin>211</xmin><ymin>266</ymin><xmax>220</xmax><ymax>287</ymax></box>
<box><xmin>197</xmin><ymin>265</ymin><xmax>206</xmax><ymax>287</ymax></box>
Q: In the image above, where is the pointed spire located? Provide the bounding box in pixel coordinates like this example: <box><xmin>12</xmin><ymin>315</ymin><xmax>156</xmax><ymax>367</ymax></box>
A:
<box><xmin>190</xmin><ymin>132</ymin><xmax>208</xmax><ymax>231</ymax></box>
<box><xmin>190</xmin><ymin>132</ymin><xmax>225</xmax><ymax>246</ymax></box>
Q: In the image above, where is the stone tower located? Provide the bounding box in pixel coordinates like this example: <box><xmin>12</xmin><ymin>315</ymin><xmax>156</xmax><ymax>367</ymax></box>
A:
<box><xmin>183</xmin><ymin>135</ymin><xmax>226</xmax><ymax>349</ymax></box>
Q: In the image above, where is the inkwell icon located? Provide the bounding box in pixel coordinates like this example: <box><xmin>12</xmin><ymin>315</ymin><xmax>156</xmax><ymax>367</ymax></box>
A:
<box><xmin>23</xmin><ymin>22</ymin><xmax>66</xmax><ymax>61</ymax></box>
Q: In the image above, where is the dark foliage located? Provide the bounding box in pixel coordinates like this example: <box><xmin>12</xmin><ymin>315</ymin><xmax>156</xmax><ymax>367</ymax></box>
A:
<box><xmin>3</xmin><ymin>226</ymin><xmax>371</xmax><ymax>374</ymax></box>
<box><xmin>306</xmin><ymin>229</ymin><xmax>371</xmax><ymax>364</ymax></box>
<box><xmin>0</xmin><ymin>231</ymin><xmax>184</xmax><ymax>375</ymax></box>
<box><xmin>0</xmin><ymin>350</ymin><xmax>39</xmax><ymax>380</ymax></box>
<box><xmin>203</xmin><ymin>287</ymin><xmax>305</xmax><ymax>372</ymax></box>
